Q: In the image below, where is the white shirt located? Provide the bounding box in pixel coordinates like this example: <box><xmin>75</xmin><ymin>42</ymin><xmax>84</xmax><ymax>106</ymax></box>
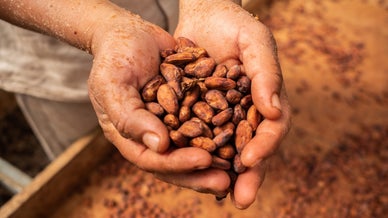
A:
<box><xmin>0</xmin><ymin>0</ymin><xmax>177</xmax><ymax>102</ymax></box>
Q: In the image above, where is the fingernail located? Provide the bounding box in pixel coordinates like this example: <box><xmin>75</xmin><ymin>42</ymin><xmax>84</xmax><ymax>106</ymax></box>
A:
<box><xmin>143</xmin><ymin>132</ymin><xmax>160</xmax><ymax>152</ymax></box>
<box><xmin>271</xmin><ymin>93</ymin><xmax>282</xmax><ymax>111</ymax></box>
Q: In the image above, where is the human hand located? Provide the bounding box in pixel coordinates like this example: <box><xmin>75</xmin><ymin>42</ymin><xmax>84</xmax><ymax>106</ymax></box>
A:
<box><xmin>87</xmin><ymin>8</ymin><xmax>231</xmax><ymax>197</ymax></box>
<box><xmin>175</xmin><ymin>0</ymin><xmax>291</xmax><ymax>209</ymax></box>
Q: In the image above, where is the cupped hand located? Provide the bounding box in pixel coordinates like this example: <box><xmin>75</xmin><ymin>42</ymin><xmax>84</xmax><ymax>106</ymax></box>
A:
<box><xmin>87</xmin><ymin>10</ymin><xmax>230</xmax><ymax>196</ymax></box>
<box><xmin>175</xmin><ymin>0</ymin><xmax>291</xmax><ymax>209</ymax></box>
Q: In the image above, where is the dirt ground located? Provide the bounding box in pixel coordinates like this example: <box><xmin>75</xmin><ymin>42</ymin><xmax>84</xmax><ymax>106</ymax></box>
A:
<box><xmin>1</xmin><ymin>0</ymin><xmax>387</xmax><ymax>217</ymax></box>
<box><xmin>0</xmin><ymin>91</ymin><xmax>49</xmax><ymax>206</ymax></box>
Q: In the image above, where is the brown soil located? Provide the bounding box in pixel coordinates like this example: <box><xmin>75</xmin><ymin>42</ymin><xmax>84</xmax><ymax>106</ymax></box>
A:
<box><xmin>0</xmin><ymin>91</ymin><xmax>49</xmax><ymax>206</ymax></box>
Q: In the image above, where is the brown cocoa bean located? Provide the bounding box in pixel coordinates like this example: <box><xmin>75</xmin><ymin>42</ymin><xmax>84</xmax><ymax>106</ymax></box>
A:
<box><xmin>192</xmin><ymin>101</ymin><xmax>214</xmax><ymax>124</ymax></box>
<box><xmin>213</xmin><ymin>128</ymin><xmax>234</xmax><ymax>148</ymax></box>
<box><xmin>163</xmin><ymin>114</ymin><xmax>180</xmax><ymax>130</ymax></box>
<box><xmin>212</xmin><ymin>64</ymin><xmax>228</xmax><ymax>77</ymax></box>
<box><xmin>181</xmin><ymin>77</ymin><xmax>198</xmax><ymax>93</ymax></box>
<box><xmin>190</xmin><ymin>137</ymin><xmax>216</xmax><ymax>152</ymax></box>
<box><xmin>160</xmin><ymin>48</ymin><xmax>175</xmax><ymax>58</ymax></box>
<box><xmin>160</xmin><ymin>63</ymin><xmax>183</xmax><ymax>81</ymax></box>
<box><xmin>169</xmin><ymin>130</ymin><xmax>188</xmax><ymax>147</ymax></box>
<box><xmin>213</xmin><ymin>122</ymin><xmax>235</xmax><ymax>136</ymax></box>
<box><xmin>237</xmin><ymin>76</ymin><xmax>251</xmax><ymax>93</ymax></box>
<box><xmin>160</xmin><ymin>63</ymin><xmax>184</xmax><ymax>99</ymax></box>
<box><xmin>142</xmin><ymin>75</ymin><xmax>165</xmax><ymax>102</ymax></box>
<box><xmin>247</xmin><ymin>105</ymin><xmax>261</xmax><ymax>131</ymax></box>
<box><xmin>175</xmin><ymin>37</ymin><xmax>196</xmax><ymax>52</ymax></box>
<box><xmin>211</xmin><ymin>156</ymin><xmax>231</xmax><ymax>170</ymax></box>
<box><xmin>145</xmin><ymin>102</ymin><xmax>164</xmax><ymax>117</ymax></box>
<box><xmin>233</xmin><ymin>154</ymin><xmax>246</xmax><ymax>173</ymax></box>
<box><xmin>197</xmin><ymin>81</ymin><xmax>208</xmax><ymax>99</ymax></box>
<box><xmin>240</xmin><ymin>94</ymin><xmax>253</xmax><ymax>109</ymax></box>
<box><xmin>179</xmin><ymin>47</ymin><xmax>207</xmax><ymax>59</ymax></box>
<box><xmin>184</xmin><ymin>57</ymin><xmax>216</xmax><ymax>78</ymax></box>
<box><xmin>164</xmin><ymin>52</ymin><xmax>196</xmax><ymax>65</ymax></box>
<box><xmin>205</xmin><ymin>90</ymin><xmax>228</xmax><ymax>111</ymax></box>
<box><xmin>216</xmin><ymin>144</ymin><xmax>236</xmax><ymax>160</ymax></box>
<box><xmin>191</xmin><ymin>117</ymin><xmax>214</xmax><ymax>138</ymax></box>
<box><xmin>177</xmin><ymin>120</ymin><xmax>204</xmax><ymax>138</ymax></box>
<box><xmin>178</xmin><ymin>105</ymin><xmax>191</xmax><ymax>123</ymax></box>
<box><xmin>157</xmin><ymin>84</ymin><xmax>179</xmax><ymax>115</ymax></box>
<box><xmin>181</xmin><ymin>85</ymin><xmax>200</xmax><ymax>107</ymax></box>
<box><xmin>225</xmin><ymin>89</ymin><xmax>243</xmax><ymax>105</ymax></box>
<box><xmin>212</xmin><ymin>108</ymin><xmax>233</xmax><ymax>126</ymax></box>
<box><xmin>232</xmin><ymin>104</ymin><xmax>246</xmax><ymax>125</ymax></box>
<box><xmin>235</xmin><ymin>120</ymin><xmax>253</xmax><ymax>153</ymax></box>
<box><xmin>226</xmin><ymin>65</ymin><xmax>241</xmax><ymax>80</ymax></box>
<box><xmin>204</xmin><ymin>77</ymin><xmax>236</xmax><ymax>91</ymax></box>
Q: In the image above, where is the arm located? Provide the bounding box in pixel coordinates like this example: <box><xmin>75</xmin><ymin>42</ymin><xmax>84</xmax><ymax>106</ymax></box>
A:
<box><xmin>0</xmin><ymin>0</ymin><xmax>119</xmax><ymax>51</ymax></box>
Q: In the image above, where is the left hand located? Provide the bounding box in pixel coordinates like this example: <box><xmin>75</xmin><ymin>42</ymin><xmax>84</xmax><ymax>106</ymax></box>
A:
<box><xmin>175</xmin><ymin>0</ymin><xmax>291</xmax><ymax>209</ymax></box>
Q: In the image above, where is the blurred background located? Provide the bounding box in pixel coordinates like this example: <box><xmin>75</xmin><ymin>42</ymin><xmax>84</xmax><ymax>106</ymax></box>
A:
<box><xmin>1</xmin><ymin>0</ymin><xmax>387</xmax><ymax>217</ymax></box>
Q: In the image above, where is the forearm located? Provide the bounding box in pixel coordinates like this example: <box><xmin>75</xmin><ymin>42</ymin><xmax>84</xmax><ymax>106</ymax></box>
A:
<box><xmin>0</xmin><ymin>0</ymin><xmax>124</xmax><ymax>52</ymax></box>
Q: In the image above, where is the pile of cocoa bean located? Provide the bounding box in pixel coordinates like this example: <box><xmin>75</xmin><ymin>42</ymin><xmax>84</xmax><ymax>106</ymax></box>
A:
<box><xmin>141</xmin><ymin>37</ymin><xmax>262</xmax><ymax>179</ymax></box>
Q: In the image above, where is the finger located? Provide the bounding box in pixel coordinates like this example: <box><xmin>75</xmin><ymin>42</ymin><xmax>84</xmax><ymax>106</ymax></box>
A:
<box><xmin>105</xmin><ymin>84</ymin><xmax>171</xmax><ymax>153</ymax></box>
<box><xmin>240</xmin><ymin>92</ymin><xmax>291</xmax><ymax>167</ymax></box>
<box><xmin>155</xmin><ymin>168</ymin><xmax>231</xmax><ymax>197</ymax></box>
<box><xmin>231</xmin><ymin>161</ymin><xmax>267</xmax><ymax>209</ymax></box>
<box><xmin>103</xmin><ymin>119</ymin><xmax>213</xmax><ymax>172</ymax></box>
<box><xmin>238</xmin><ymin>23</ymin><xmax>283</xmax><ymax>120</ymax></box>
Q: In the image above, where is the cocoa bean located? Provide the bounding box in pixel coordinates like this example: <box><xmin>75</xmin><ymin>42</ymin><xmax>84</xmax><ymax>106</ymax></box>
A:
<box><xmin>240</xmin><ymin>94</ymin><xmax>253</xmax><ymax>109</ymax></box>
<box><xmin>163</xmin><ymin>114</ymin><xmax>180</xmax><ymax>130</ymax></box>
<box><xmin>184</xmin><ymin>57</ymin><xmax>216</xmax><ymax>78</ymax></box>
<box><xmin>213</xmin><ymin>122</ymin><xmax>235</xmax><ymax>136</ymax></box>
<box><xmin>213</xmin><ymin>128</ymin><xmax>234</xmax><ymax>148</ymax></box>
<box><xmin>142</xmin><ymin>75</ymin><xmax>165</xmax><ymax>102</ymax></box>
<box><xmin>190</xmin><ymin>137</ymin><xmax>216</xmax><ymax>152</ymax></box>
<box><xmin>177</xmin><ymin>120</ymin><xmax>204</xmax><ymax>138</ymax></box>
<box><xmin>247</xmin><ymin>105</ymin><xmax>261</xmax><ymax>131</ymax></box>
<box><xmin>181</xmin><ymin>84</ymin><xmax>200</xmax><ymax>107</ymax></box>
<box><xmin>232</xmin><ymin>104</ymin><xmax>246</xmax><ymax>125</ymax></box>
<box><xmin>160</xmin><ymin>48</ymin><xmax>175</xmax><ymax>58</ymax></box>
<box><xmin>233</xmin><ymin>153</ymin><xmax>246</xmax><ymax>173</ymax></box>
<box><xmin>235</xmin><ymin>120</ymin><xmax>253</xmax><ymax>153</ymax></box>
<box><xmin>181</xmin><ymin>77</ymin><xmax>198</xmax><ymax>93</ymax></box>
<box><xmin>191</xmin><ymin>117</ymin><xmax>214</xmax><ymax>138</ymax></box>
<box><xmin>226</xmin><ymin>89</ymin><xmax>243</xmax><ymax>105</ymax></box>
<box><xmin>169</xmin><ymin>130</ymin><xmax>188</xmax><ymax>147</ymax></box>
<box><xmin>179</xmin><ymin>47</ymin><xmax>208</xmax><ymax>59</ymax></box>
<box><xmin>156</xmin><ymin>84</ymin><xmax>179</xmax><ymax>115</ymax></box>
<box><xmin>236</xmin><ymin>76</ymin><xmax>251</xmax><ymax>93</ymax></box>
<box><xmin>178</xmin><ymin>105</ymin><xmax>191</xmax><ymax>123</ymax></box>
<box><xmin>216</xmin><ymin>144</ymin><xmax>236</xmax><ymax>160</ymax></box>
<box><xmin>205</xmin><ymin>90</ymin><xmax>228</xmax><ymax>111</ymax></box>
<box><xmin>175</xmin><ymin>37</ymin><xmax>196</xmax><ymax>52</ymax></box>
<box><xmin>212</xmin><ymin>108</ymin><xmax>233</xmax><ymax>126</ymax></box>
<box><xmin>192</xmin><ymin>101</ymin><xmax>214</xmax><ymax>124</ymax></box>
<box><xmin>164</xmin><ymin>52</ymin><xmax>196</xmax><ymax>65</ymax></box>
<box><xmin>204</xmin><ymin>77</ymin><xmax>236</xmax><ymax>91</ymax></box>
<box><xmin>160</xmin><ymin>63</ymin><xmax>183</xmax><ymax>99</ymax></box>
<box><xmin>212</xmin><ymin>64</ymin><xmax>228</xmax><ymax>78</ymax></box>
<box><xmin>226</xmin><ymin>65</ymin><xmax>241</xmax><ymax>80</ymax></box>
<box><xmin>145</xmin><ymin>102</ymin><xmax>164</xmax><ymax>117</ymax></box>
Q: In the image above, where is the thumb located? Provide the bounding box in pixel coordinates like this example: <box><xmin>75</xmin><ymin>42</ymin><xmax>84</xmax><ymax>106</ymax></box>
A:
<box><xmin>239</xmin><ymin>25</ymin><xmax>283</xmax><ymax>120</ymax></box>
